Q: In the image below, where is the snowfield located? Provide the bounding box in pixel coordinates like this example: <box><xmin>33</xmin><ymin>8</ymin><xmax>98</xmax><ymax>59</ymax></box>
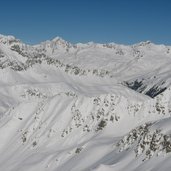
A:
<box><xmin>0</xmin><ymin>34</ymin><xmax>171</xmax><ymax>170</ymax></box>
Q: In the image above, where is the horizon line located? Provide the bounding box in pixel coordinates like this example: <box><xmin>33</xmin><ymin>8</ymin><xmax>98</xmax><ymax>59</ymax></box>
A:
<box><xmin>0</xmin><ymin>33</ymin><xmax>170</xmax><ymax>46</ymax></box>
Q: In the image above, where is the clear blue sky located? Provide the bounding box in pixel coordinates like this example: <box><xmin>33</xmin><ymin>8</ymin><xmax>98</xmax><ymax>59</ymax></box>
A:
<box><xmin>0</xmin><ymin>0</ymin><xmax>171</xmax><ymax>45</ymax></box>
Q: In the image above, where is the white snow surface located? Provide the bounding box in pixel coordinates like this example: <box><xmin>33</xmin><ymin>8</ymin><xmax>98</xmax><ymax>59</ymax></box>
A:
<box><xmin>0</xmin><ymin>34</ymin><xmax>171</xmax><ymax>170</ymax></box>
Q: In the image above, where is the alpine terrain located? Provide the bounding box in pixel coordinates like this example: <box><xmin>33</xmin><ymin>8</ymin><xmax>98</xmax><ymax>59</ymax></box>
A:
<box><xmin>0</xmin><ymin>34</ymin><xmax>171</xmax><ymax>171</ymax></box>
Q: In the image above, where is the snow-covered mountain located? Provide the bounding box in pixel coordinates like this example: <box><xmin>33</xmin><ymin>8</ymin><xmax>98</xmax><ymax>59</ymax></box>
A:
<box><xmin>0</xmin><ymin>34</ymin><xmax>171</xmax><ymax>171</ymax></box>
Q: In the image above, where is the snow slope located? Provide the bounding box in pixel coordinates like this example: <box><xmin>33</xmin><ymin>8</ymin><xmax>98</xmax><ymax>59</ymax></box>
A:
<box><xmin>0</xmin><ymin>34</ymin><xmax>171</xmax><ymax>170</ymax></box>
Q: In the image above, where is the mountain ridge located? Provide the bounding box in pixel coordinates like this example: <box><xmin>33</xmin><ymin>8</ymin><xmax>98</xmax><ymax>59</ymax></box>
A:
<box><xmin>1</xmin><ymin>33</ymin><xmax>170</xmax><ymax>47</ymax></box>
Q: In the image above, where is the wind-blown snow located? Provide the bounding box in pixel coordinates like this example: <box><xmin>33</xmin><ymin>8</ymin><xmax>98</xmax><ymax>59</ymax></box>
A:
<box><xmin>0</xmin><ymin>34</ymin><xmax>171</xmax><ymax>171</ymax></box>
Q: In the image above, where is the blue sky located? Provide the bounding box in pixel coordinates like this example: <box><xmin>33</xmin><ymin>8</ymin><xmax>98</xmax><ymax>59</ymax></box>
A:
<box><xmin>0</xmin><ymin>0</ymin><xmax>171</xmax><ymax>45</ymax></box>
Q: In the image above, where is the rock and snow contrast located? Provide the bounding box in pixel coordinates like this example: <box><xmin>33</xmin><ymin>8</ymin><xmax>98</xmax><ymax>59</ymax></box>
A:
<box><xmin>0</xmin><ymin>34</ymin><xmax>171</xmax><ymax>171</ymax></box>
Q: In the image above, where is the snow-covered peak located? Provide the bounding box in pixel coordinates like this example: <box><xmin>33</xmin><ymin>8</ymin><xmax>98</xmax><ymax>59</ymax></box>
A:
<box><xmin>132</xmin><ymin>40</ymin><xmax>170</xmax><ymax>50</ymax></box>
<box><xmin>0</xmin><ymin>34</ymin><xmax>16</xmax><ymax>40</ymax></box>
<box><xmin>136</xmin><ymin>40</ymin><xmax>152</xmax><ymax>46</ymax></box>
<box><xmin>51</xmin><ymin>36</ymin><xmax>68</xmax><ymax>43</ymax></box>
<box><xmin>51</xmin><ymin>36</ymin><xmax>73</xmax><ymax>48</ymax></box>
<box><xmin>0</xmin><ymin>34</ymin><xmax>21</xmax><ymax>45</ymax></box>
<box><xmin>34</xmin><ymin>36</ymin><xmax>74</xmax><ymax>54</ymax></box>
